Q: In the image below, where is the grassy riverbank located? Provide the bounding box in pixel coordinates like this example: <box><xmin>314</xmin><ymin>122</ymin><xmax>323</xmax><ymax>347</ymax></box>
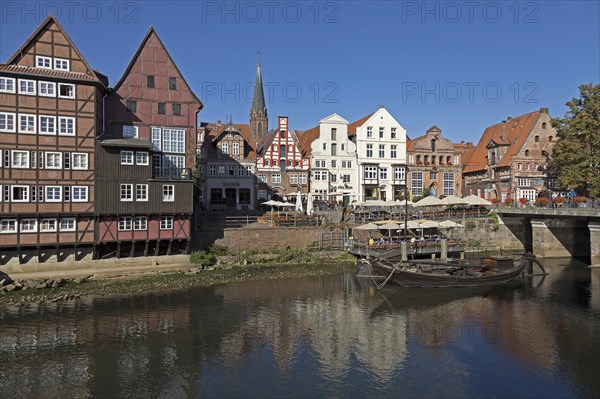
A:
<box><xmin>0</xmin><ymin>251</ymin><xmax>356</xmax><ymax>305</ymax></box>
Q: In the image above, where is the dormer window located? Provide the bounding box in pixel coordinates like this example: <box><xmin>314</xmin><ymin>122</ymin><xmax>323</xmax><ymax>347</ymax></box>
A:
<box><xmin>54</xmin><ymin>58</ymin><xmax>69</xmax><ymax>71</ymax></box>
<box><xmin>36</xmin><ymin>56</ymin><xmax>51</xmax><ymax>69</ymax></box>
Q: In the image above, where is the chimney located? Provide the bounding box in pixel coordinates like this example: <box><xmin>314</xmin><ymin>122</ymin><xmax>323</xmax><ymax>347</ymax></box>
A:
<box><xmin>379</xmin><ymin>104</ymin><xmax>385</xmax><ymax>109</ymax></box>
<box><xmin>540</xmin><ymin>107</ymin><xmax>549</xmax><ymax>114</ymax></box>
<box><xmin>506</xmin><ymin>116</ymin><xmax>512</xmax><ymax>121</ymax></box>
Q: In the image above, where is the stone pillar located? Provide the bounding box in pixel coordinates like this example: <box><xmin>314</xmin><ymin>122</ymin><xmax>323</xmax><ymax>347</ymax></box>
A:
<box><xmin>531</xmin><ymin>219</ymin><xmax>571</xmax><ymax>258</ymax></box>
<box><xmin>441</xmin><ymin>239</ymin><xmax>448</xmax><ymax>260</ymax></box>
<box><xmin>589</xmin><ymin>222</ymin><xmax>600</xmax><ymax>266</ymax></box>
<box><xmin>401</xmin><ymin>242</ymin><xmax>408</xmax><ymax>261</ymax></box>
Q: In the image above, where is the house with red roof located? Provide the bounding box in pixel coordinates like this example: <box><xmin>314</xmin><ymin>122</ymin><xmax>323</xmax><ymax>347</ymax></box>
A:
<box><xmin>462</xmin><ymin>108</ymin><xmax>557</xmax><ymax>203</ymax></box>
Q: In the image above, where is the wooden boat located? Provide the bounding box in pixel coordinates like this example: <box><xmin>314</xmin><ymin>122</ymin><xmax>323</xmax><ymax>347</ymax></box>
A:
<box><xmin>359</xmin><ymin>255</ymin><xmax>535</xmax><ymax>288</ymax></box>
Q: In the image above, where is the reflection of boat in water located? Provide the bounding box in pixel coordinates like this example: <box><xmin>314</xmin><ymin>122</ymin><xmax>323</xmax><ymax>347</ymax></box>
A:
<box><xmin>359</xmin><ymin>254</ymin><xmax>542</xmax><ymax>288</ymax></box>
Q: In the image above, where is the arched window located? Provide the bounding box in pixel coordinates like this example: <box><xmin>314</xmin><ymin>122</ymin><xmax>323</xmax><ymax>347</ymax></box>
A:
<box><xmin>535</xmin><ymin>135</ymin><xmax>540</xmax><ymax>142</ymax></box>
<box><xmin>258</xmin><ymin>122</ymin><xmax>263</xmax><ymax>137</ymax></box>
<box><xmin>534</xmin><ymin>163</ymin><xmax>538</xmax><ymax>171</ymax></box>
<box><xmin>331</xmin><ymin>128</ymin><xmax>337</xmax><ymax>140</ymax></box>
<box><xmin>416</xmin><ymin>155</ymin><xmax>421</xmax><ymax>163</ymax></box>
<box><xmin>524</xmin><ymin>150</ymin><xmax>530</xmax><ymax>156</ymax></box>
<box><xmin>542</xmin><ymin>122</ymin><xmax>547</xmax><ymax>129</ymax></box>
<box><xmin>431</xmin><ymin>139</ymin><xmax>436</xmax><ymax>152</ymax></box>
<box><xmin>517</xmin><ymin>163</ymin><xmax>522</xmax><ymax>171</ymax></box>
<box><xmin>525</xmin><ymin>163</ymin><xmax>530</xmax><ymax>170</ymax></box>
<box><xmin>549</xmin><ymin>136</ymin><xmax>553</xmax><ymax>142</ymax></box>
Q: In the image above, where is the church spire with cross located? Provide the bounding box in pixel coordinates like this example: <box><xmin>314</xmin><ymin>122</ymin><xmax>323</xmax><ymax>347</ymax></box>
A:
<box><xmin>250</xmin><ymin>52</ymin><xmax>268</xmax><ymax>140</ymax></box>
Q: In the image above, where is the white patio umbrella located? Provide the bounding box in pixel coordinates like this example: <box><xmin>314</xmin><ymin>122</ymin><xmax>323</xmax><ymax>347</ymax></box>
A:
<box><xmin>262</xmin><ymin>200</ymin><xmax>279</xmax><ymax>206</ymax></box>
<box><xmin>395</xmin><ymin>199</ymin><xmax>414</xmax><ymax>206</ymax></box>
<box><xmin>419</xmin><ymin>220</ymin><xmax>440</xmax><ymax>228</ymax></box>
<box><xmin>306</xmin><ymin>193</ymin><xmax>314</xmax><ymax>216</ymax></box>
<box><xmin>354</xmin><ymin>222</ymin><xmax>380</xmax><ymax>230</ymax></box>
<box><xmin>398</xmin><ymin>220</ymin><xmax>420</xmax><ymax>229</ymax></box>
<box><xmin>463</xmin><ymin>194</ymin><xmax>492</xmax><ymax>206</ymax></box>
<box><xmin>413</xmin><ymin>196</ymin><xmax>445</xmax><ymax>207</ymax></box>
<box><xmin>295</xmin><ymin>192</ymin><xmax>303</xmax><ymax>212</ymax></box>
<box><xmin>379</xmin><ymin>222</ymin><xmax>401</xmax><ymax>237</ymax></box>
<box><xmin>440</xmin><ymin>195</ymin><xmax>469</xmax><ymax>206</ymax></box>
<box><xmin>278</xmin><ymin>202</ymin><xmax>295</xmax><ymax>207</ymax></box>
<box><xmin>439</xmin><ymin>220</ymin><xmax>465</xmax><ymax>228</ymax></box>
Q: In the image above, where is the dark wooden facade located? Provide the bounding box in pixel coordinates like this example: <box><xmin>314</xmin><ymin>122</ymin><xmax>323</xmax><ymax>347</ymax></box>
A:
<box><xmin>0</xmin><ymin>16</ymin><xmax>106</xmax><ymax>263</ymax></box>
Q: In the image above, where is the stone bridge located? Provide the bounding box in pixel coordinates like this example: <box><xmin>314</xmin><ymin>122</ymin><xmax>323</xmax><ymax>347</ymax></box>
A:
<box><xmin>495</xmin><ymin>208</ymin><xmax>600</xmax><ymax>265</ymax></box>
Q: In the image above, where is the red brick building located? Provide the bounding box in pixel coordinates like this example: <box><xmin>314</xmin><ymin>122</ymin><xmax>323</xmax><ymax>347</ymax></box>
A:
<box><xmin>0</xmin><ymin>16</ymin><xmax>107</xmax><ymax>264</ymax></box>
<box><xmin>99</xmin><ymin>27</ymin><xmax>203</xmax><ymax>257</ymax></box>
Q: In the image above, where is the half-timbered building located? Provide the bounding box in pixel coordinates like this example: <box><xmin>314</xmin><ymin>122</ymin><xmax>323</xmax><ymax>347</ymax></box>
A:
<box><xmin>98</xmin><ymin>27</ymin><xmax>203</xmax><ymax>257</ymax></box>
<box><xmin>0</xmin><ymin>16</ymin><xmax>107</xmax><ymax>264</ymax></box>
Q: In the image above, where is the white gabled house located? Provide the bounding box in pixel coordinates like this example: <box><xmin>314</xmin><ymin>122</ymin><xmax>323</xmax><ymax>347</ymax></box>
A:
<box><xmin>300</xmin><ymin>113</ymin><xmax>357</xmax><ymax>203</ymax></box>
<box><xmin>350</xmin><ymin>106</ymin><xmax>408</xmax><ymax>201</ymax></box>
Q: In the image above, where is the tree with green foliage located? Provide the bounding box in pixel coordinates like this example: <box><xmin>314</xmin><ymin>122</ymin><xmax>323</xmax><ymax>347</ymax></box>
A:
<box><xmin>550</xmin><ymin>83</ymin><xmax>600</xmax><ymax>197</ymax></box>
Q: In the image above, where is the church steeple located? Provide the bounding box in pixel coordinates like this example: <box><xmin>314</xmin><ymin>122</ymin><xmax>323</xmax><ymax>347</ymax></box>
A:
<box><xmin>250</xmin><ymin>53</ymin><xmax>268</xmax><ymax>140</ymax></box>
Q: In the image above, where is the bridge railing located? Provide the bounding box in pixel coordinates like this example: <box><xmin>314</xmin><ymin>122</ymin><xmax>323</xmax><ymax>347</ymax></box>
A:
<box><xmin>492</xmin><ymin>197</ymin><xmax>600</xmax><ymax>210</ymax></box>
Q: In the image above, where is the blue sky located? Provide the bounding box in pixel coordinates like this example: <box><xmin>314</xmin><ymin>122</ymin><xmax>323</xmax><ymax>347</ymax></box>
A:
<box><xmin>1</xmin><ymin>1</ymin><xmax>598</xmax><ymax>144</ymax></box>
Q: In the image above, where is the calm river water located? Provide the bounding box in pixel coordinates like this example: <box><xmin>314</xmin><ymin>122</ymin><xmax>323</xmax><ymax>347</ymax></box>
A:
<box><xmin>1</xmin><ymin>258</ymin><xmax>600</xmax><ymax>398</ymax></box>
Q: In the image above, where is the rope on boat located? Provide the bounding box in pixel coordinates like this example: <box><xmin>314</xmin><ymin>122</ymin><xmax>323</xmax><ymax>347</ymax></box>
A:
<box><xmin>360</xmin><ymin>258</ymin><xmax>398</xmax><ymax>290</ymax></box>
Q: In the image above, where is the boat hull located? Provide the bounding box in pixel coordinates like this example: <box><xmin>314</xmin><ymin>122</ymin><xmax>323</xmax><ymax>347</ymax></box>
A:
<box><xmin>367</xmin><ymin>259</ymin><xmax>527</xmax><ymax>288</ymax></box>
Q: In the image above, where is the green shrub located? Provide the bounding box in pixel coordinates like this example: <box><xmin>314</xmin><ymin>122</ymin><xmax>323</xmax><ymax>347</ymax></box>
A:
<box><xmin>209</xmin><ymin>244</ymin><xmax>228</xmax><ymax>256</ymax></box>
<box><xmin>190</xmin><ymin>250</ymin><xmax>217</xmax><ymax>266</ymax></box>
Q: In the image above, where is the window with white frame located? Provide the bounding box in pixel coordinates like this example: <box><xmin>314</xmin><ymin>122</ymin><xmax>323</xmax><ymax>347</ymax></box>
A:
<box><xmin>160</xmin><ymin>216</ymin><xmax>173</xmax><ymax>230</ymax></box>
<box><xmin>315</xmin><ymin>159</ymin><xmax>326</xmax><ymax>168</ymax></box>
<box><xmin>162</xmin><ymin>154</ymin><xmax>185</xmax><ymax>177</ymax></box>
<box><xmin>58</xmin><ymin>117</ymin><xmax>75</xmax><ymax>135</ymax></box>
<box><xmin>394</xmin><ymin>166</ymin><xmax>406</xmax><ymax>182</ymax></box>
<box><xmin>118</xmin><ymin>217</ymin><xmax>132</xmax><ymax>231</ymax></box>
<box><xmin>443</xmin><ymin>172</ymin><xmax>455</xmax><ymax>196</ymax></box>
<box><xmin>136</xmin><ymin>184</ymin><xmax>148</xmax><ymax>201</ymax></box>
<box><xmin>58</xmin><ymin>83</ymin><xmax>75</xmax><ymax>99</ymax></box>
<box><xmin>19</xmin><ymin>79</ymin><xmax>36</xmax><ymax>95</ymax></box>
<box><xmin>151</xmin><ymin>127</ymin><xmax>161</xmax><ymax>150</ymax></box>
<box><xmin>342</xmin><ymin>174</ymin><xmax>351</xmax><ymax>183</ymax></box>
<box><xmin>39</xmin><ymin>81</ymin><xmax>56</xmax><ymax>97</ymax></box>
<box><xmin>366</xmin><ymin>144</ymin><xmax>373</xmax><ymax>158</ymax></box>
<box><xmin>123</xmin><ymin>125</ymin><xmax>138</xmax><ymax>138</ymax></box>
<box><xmin>60</xmin><ymin>218</ymin><xmax>76</xmax><ymax>231</ymax></box>
<box><xmin>120</xmin><ymin>184</ymin><xmax>133</xmax><ymax>201</ymax></box>
<box><xmin>379</xmin><ymin>168</ymin><xmax>388</xmax><ymax>180</ymax></box>
<box><xmin>300</xmin><ymin>174</ymin><xmax>308</xmax><ymax>185</ymax></box>
<box><xmin>0</xmin><ymin>77</ymin><xmax>15</xmax><ymax>93</ymax></box>
<box><xmin>272</xmin><ymin>174</ymin><xmax>281</xmax><ymax>183</ymax></box>
<box><xmin>72</xmin><ymin>186</ymin><xmax>88</xmax><ymax>202</ymax></box>
<box><xmin>12</xmin><ymin>185</ymin><xmax>29</xmax><ymax>202</ymax></box>
<box><xmin>36</xmin><ymin>56</ymin><xmax>51</xmax><ymax>69</ymax></box>
<box><xmin>19</xmin><ymin>114</ymin><xmax>35</xmax><ymax>133</ymax></box>
<box><xmin>237</xmin><ymin>166</ymin><xmax>244</xmax><ymax>176</ymax></box>
<box><xmin>517</xmin><ymin>178</ymin><xmax>530</xmax><ymax>187</ymax></box>
<box><xmin>367</xmin><ymin>126</ymin><xmax>373</xmax><ymax>138</ymax></box>
<box><xmin>121</xmin><ymin>151</ymin><xmax>134</xmax><ymax>165</ymax></box>
<box><xmin>391</xmin><ymin>127</ymin><xmax>397</xmax><ymax>139</ymax></box>
<box><xmin>0</xmin><ymin>112</ymin><xmax>16</xmax><ymax>132</ymax></box>
<box><xmin>163</xmin><ymin>185</ymin><xmax>174</xmax><ymax>201</ymax></box>
<box><xmin>163</xmin><ymin>128</ymin><xmax>185</xmax><ymax>153</ymax></box>
<box><xmin>39</xmin><ymin>116</ymin><xmax>56</xmax><ymax>134</ymax></box>
<box><xmin>136</xmin><ymin>151</ymin><xmax>148</xmax><ymax>165</ymax></box>
<box><xmin>45</xmin><ymin>186</ymin><xmax>62</xmax><ymax>202</ymax></box>
<box><xmin>258</xmin><ymin>190</ymin><xmax>267</xmax><ymax>200</ymax></box>
<box><xmin>20</xmin><ymin>219</ymin><xmax>37</xmax><ymax>233</ymax></box>
<box><xmin>134</xmin><ymin>216</ymin><xmax>147</xmax><ymax>230</ymax></box>
<box><xmin>11</xmin><ymin>150</ymin><xmax>29</xmax><ymax>168</ymax></box>
<box><xmin>0</xmin><ymin>220</ymin><xmax>17</xmax><ymax>233</ymax></box>
<box><xmin>379</xmin><ymin>144</ymin><xmax>385</xmax><ymax>158</ymax></box>
<box><xmin>54</xmin><ymin>58</ymin><xmax>69</xmax><ymax>71</ymax></box>
<box><xmin>217</xmin><ymin>165</ymin><xmax>225</xmax><ymax>176</ymax></box>
<box><xmin>290</xmin><ymin>174</ymin><xmax>298</xmax><ymax>184</ymax></box>
<box><xmin>364</xmin><ymin>166</ymin><xmax>377</xmax><ymax>179</ymax></box>
<box><xmin>209</xmin><ymin>165</ymin><xmax>216</xmax><ymax>176</ymax></box>
<box><xmin>379</xmin><ymin>127</ymin><xmax>384</xmax><ymax>138</ymax></box>
<box><xmin>233</xmin><ymin>142</ymin><xmax>240</xmax><ymax>155</ymax></box>
<box><xmin>411</xmin><ymin>172</ymin><xmax>423</xmax><ymax>196</ymax></box>
<box><xmin>331</xmin><ymin>174</ymin><xmax>337</xmax><ymax>183</ymax></box>
<box><xmin>390</xmin><ymin>145</ymin><xmax>397</xmax><ymax>159</ymax></box>
<box><xmin>221</xmin><ymin>142</ymin><xmax>229</xmax><ymax>154</ymax></box>
<box><xmin>72</xmin><ymin>153</ymin><xmax>88</xmax><ymax>169</ymax></box>
<box><xmin>313</xmin><ymin>171</ymin><xmax>328</xmax><ymax>181</ymax></box>
<box><xmin>342</xmin><ymin>160</ymin><xmax>352</xmax><ymax>168</ymax></box>
<box><xmin>40</xmin><ymin>219</ymin><xmax>57</xmax><ymax>232</ymax></box>
<box><xmin>45</xmin><ymin>152</ymin><xmax>62</xmax><ymax>169</ymax></box>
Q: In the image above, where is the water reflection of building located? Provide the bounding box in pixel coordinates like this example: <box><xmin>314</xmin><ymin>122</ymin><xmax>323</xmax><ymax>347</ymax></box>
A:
<box><xmin>214</xmin><ymin>276</ymin><xmax>409</xmax><ymax>381</ymax></box>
